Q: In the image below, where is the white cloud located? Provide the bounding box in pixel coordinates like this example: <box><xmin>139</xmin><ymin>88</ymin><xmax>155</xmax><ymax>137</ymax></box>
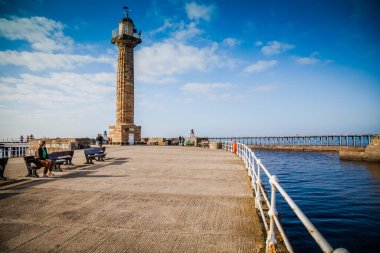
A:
<box><xmin>0</xmin><ymin>16</ymin><xmax>117</xmax><ymax>138</ymax></box>
<box><xmin>296</xmin><ymin>52</ymin><xmax>320</xmax><ymax>65</ymax></box>
<box><xmin>185</xmin><ymin>2</ymin><xmax>215</xmax><ymax>22</ymax></box>
<box><xmin>244</xmin><ymin>60</ymin><xmax>278</xmax><ymax>73</ymax></box>
<box><xmin>181</xmin><ymin>82</ymin><xmax>237</xmax><ymax>100</ymax></box>
<box><xmin>0</xmin><ymin>72</ymin><xmax>115</xmax><ymax>106</ymax></box>
<box><xmin>255</xmin><ymin>85</ymin><xmax>275</xmax><ymax>92</ymax></box>
<box><xmin>0</xmin><ymin>50</ymin><xmax>114</xmax><ymax>71</ymax></box>
<box><xmin>135</xmin><ymin>41</ymin><xmax>223</xmax><ymax>84</ymax></box>
<box><xmin>296</xmin><ymin>57</ymin><xmax>319</xmax><ymax>65</ymax></box>
<box><xmin>181</xmin><ymin>82</ymin><xmax>232</xmax><ymax>93</ymax></box>
<box><xmin>255</xmin><ymin>41</ymin><xmax>263</xmax><ymax>46</ymax></box>
<box><xmin>172</xmin><ymin>22</ymin><xmax>203</xmax><ymax>41</ymax></box>
<box><xmin>135</xmin><ymin>4</ymin><xmax>238</xmax><ymax>85</ymax></box>
<box><xmin>147</xmin><ymin>19</ymin><xmax>174</xmax><ymax>36</ymax></box>
<box><xmin>261</xmin><ymin>41</ymin><xmax>295</xmax><ymax>56</ymax></box>
<box><xmin>0</xmin><ymin>16</ymin><xmax>73</xmax><ymax>52</ymax></box>
<box><xmin>222</xmin><ymin>37</ymin><xmax>240</xmax><ymax>47</ymax></box>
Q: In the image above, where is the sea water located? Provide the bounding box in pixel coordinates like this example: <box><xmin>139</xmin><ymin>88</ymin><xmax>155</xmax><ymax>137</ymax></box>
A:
<box><xmin>252</xmin><ymin>149</ymin><xmax>380</xmax><ymax>253</ymax></box>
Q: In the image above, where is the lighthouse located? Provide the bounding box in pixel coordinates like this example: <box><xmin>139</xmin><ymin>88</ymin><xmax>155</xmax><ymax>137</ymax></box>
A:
<box><xmin>109</xmin><ymin>7</ymin><xmax>142</xmax><ymax>144</ymax></box>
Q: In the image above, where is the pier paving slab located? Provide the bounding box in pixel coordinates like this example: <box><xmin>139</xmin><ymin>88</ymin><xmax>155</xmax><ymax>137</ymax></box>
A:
<box><xmin>0</xmin><ymin>146</ymin><xmax>264</xmax><ymax>252</ymax></box>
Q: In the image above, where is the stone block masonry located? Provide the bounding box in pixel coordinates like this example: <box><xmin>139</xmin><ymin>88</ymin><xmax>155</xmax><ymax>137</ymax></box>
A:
<box><xmin>109</xmin><ymin>12</ymin><xmax>142</xmax><ymax>144</ymax></box>
<box><xmin>26</xmin><ymin>138</ymin><xmax>91</xmax><ymax>155</ymax></box>
<box><xmin>340</xmin><ymin>135</ymin><xmax>380</xmax><ymax>162</ymax></box>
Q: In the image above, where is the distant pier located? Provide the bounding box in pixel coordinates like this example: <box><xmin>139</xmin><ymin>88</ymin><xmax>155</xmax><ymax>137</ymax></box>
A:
<box><xmin>209</xmin><ymin>134</ymin><xmax>375</xmax><ymax>147</ymax></box>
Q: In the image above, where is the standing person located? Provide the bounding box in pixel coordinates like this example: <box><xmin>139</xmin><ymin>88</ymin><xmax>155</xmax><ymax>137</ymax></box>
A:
<box><xmin>178</xmin><ymin>136</ymin><xmax>182</xmax><ymax>146</ymax></box>
<box><xmin>30</xmin><ymin>134</ymin><xmax>34</xmax><ymax>140</ymax></box>
<box><xmin>26</xmin><ymin>135</ymin><xmax>30</xmax><ymax>142</ymax></box>
<box><xmin>96</xmin><ymin>134</ymin><xmax>104</xmax><ymax>147</ymax></box>
<box><xmin>36</xmin><ymin>140</ymin><xmax>54</xmax><ymax>177</ymax></box>
<box><xmin>20</xmin><ymin>135</ymin><xmax>24</xmax><ymax>142</ymax></box>
<box><xmin>190</xmin><ymin>129</ymin><xmax>195</xmax><ymax>138</ymax></box>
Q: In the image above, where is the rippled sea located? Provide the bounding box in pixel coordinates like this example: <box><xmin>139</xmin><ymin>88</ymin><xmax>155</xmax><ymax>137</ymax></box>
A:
<box><xmin>252</xmin><ymin>149</ymin><xmax>380</xmax><ymax>253</ymax></box>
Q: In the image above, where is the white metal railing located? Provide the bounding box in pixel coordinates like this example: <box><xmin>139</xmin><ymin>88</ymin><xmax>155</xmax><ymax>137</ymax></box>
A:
<box><xmin>0</xmin><ymin>138</ymin><xmax>30</xmax><ymax>158</ymax></box>
<box><xmin>0</xmin><ymin>145</ymin><xmax>28</xmax><ymax>158</ymax></box>
<box><xmin>222</xmin><ymin>141</ymin><xmax>348</xmax><ymax>253</ymax></box>
<box><xmin>112</xmin><ymin>26</ymin><xmax>141</xmax><ymax>40</ymax></box>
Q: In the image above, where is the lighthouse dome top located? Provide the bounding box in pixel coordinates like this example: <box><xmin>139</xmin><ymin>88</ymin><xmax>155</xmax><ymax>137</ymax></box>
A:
<box><xmin>120</xmin><ymin>16</ymin><xmax>134</xmax><ymax>26</ymax></box>
<box><xmin>111</xmin><ymin>7</ymin><xmax>142</xmax><ymax>43</ymax></box>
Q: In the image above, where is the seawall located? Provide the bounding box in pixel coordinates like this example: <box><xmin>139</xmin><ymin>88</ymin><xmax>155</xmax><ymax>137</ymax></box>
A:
<box><xmin>339</xmin><ymin>136</ymin><xmax>380</xmax><ymax>162</ymax></box>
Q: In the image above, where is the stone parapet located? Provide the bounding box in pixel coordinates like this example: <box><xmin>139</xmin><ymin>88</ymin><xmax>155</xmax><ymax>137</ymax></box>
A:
<box><xmin>26</xmin><ymin>138</ymin><xmax>91</xmax><ymax>156</ymax></box>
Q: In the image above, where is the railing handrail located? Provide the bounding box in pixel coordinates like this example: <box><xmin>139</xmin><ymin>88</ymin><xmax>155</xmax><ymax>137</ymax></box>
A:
<box><xmin>111</xmin><ymin>26</ymin><xmax>141</xmax><ymax>40</ymax></box>
<box><xmin>222</xmin><ymin>141</ymin><xmax>348</xmax><ymax>253</ymax></box>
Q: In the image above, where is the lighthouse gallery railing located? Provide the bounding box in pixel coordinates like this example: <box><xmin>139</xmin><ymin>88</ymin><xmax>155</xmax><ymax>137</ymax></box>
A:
<box><xmin>222</xmin><ymin>141</ymin><xmax>348</xmax><ymax>253</ymax></box>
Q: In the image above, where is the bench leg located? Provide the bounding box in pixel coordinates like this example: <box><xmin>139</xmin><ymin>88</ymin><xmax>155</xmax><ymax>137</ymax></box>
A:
<box><xmin>26</xmin><ymin>169</ymin><xmax>39</xmax><ymax>177</ymax></box>
<box><xmin>26</xmin><ymin>168</ymin><xmax>33</xmax><ymax>177</ymax></box>
<box><xmin>85</xmin><ymin>158</ymin><xmax>94</xmax><ymax>164</ymax></box>
<box><xmin>0</xmin><ymin>165</ymin><xmax>6</xmax><ymax>180</ymax></box>
<box><xmin>33</xmin><ymin>169</ymin><xmax>39</xmax><ymax>177</ymax></box>
<box><xmin>53</xmin><ymin>163</ymin><xmax>63</xmax><ymax>172</ymax></box>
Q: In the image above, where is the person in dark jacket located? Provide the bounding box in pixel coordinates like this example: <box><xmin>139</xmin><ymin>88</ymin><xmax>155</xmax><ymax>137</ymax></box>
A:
<box><xmin>36</xmin><ymin>140</ymin><xmax>54</xmax><ymax>177</ymax></box>
<box><xmin>96</xmin><ymin>134</ymin><xmax>104</xmax><ymax>147</ymax></box>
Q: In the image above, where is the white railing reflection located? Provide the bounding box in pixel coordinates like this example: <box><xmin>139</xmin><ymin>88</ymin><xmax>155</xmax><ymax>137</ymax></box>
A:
<box><xmin>222</xmin><ymin>141</ymin><xmax>348</xmax><ymax>253</ymax></box>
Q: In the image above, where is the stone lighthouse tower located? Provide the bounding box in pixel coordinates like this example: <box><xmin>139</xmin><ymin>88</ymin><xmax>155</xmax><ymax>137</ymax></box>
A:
<box><xmin>109</xmin><ymin>7</ymin><xmax>142</xmax><ymax>144</ymax></box>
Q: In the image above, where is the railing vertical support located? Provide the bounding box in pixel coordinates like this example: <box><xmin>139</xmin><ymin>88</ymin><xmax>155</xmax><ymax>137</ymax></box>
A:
<box><xmin>266</xmin><ymin>175</ymin><xmax>279</xmax><ymax>253</ymax></box>
<box><xmin>255</xmin><ymin>159</ymin><xmax>262</xmax><ymax>210</ymax></box>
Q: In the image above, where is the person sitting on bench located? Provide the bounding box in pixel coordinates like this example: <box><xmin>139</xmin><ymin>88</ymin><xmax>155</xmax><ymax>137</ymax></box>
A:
<box><xmin>36</xmin><ymin>140</ymin><xmax>55</xmax><ymax>177</ymax></box>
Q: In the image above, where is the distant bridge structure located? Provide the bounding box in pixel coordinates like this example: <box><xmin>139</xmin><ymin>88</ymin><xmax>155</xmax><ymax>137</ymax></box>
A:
<box><xmin>209</xmin><ymin>134</ymin><xmax>376</xmax><ymax>147</ymax></box>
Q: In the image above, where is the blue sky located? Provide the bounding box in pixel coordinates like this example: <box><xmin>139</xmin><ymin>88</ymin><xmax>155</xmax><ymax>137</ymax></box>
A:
<box><xmin>0</xmin><ymin>0</ymin><xmax>379</xmax><ymax>138</ymax></box>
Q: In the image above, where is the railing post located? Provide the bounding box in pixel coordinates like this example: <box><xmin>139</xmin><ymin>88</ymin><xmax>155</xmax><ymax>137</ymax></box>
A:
<box><xmin>255</xmin><ymin>159</ymin><xmax>262</xmax><ymax>210</ymax></box>
<box><xmin>266</xmin><ymin>175</ymin><xmax>278</xmax><ymax>253</ymax></box>
<box><xmin>250</xmin><ymin>153</ymin><xmax>256</xmax><ymax>191</ymax></box>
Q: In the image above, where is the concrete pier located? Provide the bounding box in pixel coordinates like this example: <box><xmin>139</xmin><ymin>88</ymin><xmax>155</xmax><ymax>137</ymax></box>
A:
<box><xmin>0</xmin><ymin>146</ymin><xmax>264</xmax><ymax>252</ymax></box>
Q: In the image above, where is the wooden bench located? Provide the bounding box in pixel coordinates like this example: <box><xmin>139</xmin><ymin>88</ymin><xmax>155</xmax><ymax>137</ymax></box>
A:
<box><xmin>48</xmin><ymin>151</ymin><xmax>75</xmax><ymax>172</ymax></box>
<box><xmin>52</xmin><ymin>150</ymin><xmax>74</xmax><ymax>165</ymax></box>
<box><xmin>84</xmin><ymin>147</ymin><xmax>106</xmax><ymax>164</ymax></box>
<box><xmin>23</xmin><ymin>156</ymin><xmax>42</xmax><ymax>177</ymax></box>
<box><xmin>46</xmin><ymin>154</ymin><xmax>66</xmax><ymax>172</ymax></box>
<box><xmin>0</xmin><ymin>158</ymin><xmax>9</xmax><ymax>180</ymax></box>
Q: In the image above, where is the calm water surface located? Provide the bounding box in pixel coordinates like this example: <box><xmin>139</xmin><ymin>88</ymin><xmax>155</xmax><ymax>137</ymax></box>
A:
<box><xmin>252</xmin><ymin>149</ymin><xmax>380</xmax><ymax>253</ymax></box>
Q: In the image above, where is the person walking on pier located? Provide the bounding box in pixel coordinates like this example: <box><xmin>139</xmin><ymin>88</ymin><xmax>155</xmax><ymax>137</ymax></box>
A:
<box><xmin>36</xmin><ymin>140</ymin><xmax>54</xmax><ymax>177</ymax></box>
